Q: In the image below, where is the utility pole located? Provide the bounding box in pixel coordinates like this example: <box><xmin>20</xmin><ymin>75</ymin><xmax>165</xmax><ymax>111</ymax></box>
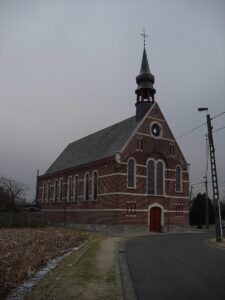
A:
<box><xmin>206</xmin><ymin>114</ymin><xmax>223</xmax><ymax>242</ymax></box>
<box><xmin>204</xmin><ymin>175</ymin><xmax>209</xmax><ymax>229</ymax></box>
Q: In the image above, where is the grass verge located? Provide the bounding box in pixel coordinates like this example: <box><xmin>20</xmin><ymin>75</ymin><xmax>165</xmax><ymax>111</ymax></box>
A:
<box><xmin>26</xmin><ymin>234</ymin><xmax>116</xmax><ymax>300</ymax></box>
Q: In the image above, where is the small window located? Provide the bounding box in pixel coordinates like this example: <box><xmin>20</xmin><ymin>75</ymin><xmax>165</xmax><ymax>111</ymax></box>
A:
<box><xmin>93</xmin><ymin>171</ymin><xmax>98</xmax><ymax>201</ymax></box>
<box><xmin>175</xmin><ymin>165</ymin><xmax>182</xmax><ymax>192</ymax></box>
<box><xmin>126</xmin><ymin>201</ymin><xmax>137</xmax><ymax>216</ymax></box>
<box><xmin>128</xmin><ymin>158</ymin><xmax>135</xmax><ymax>188</ymax></box>
<box><xmin>169</xmin><ymin>144</ymin><xmax>175</xmax><ymax>156</ymax></box>
<box><xmin>136</xmin><ymin>137</ymin><xmax>143</xmax><ymax>151</ymax></box>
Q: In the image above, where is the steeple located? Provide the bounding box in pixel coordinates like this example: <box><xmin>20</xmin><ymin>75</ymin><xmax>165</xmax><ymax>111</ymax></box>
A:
<box><xmin>135</xmin><ymin>41</ymin><xmax>156</xmax><ymax>122</ymax></box>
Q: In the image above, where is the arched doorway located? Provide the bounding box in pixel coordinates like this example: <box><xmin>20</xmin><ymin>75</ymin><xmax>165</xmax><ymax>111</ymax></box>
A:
<box><xmin>150</xmin><ymin>207</ymin><xmax>161</xmax><ymax>232</ymax></box>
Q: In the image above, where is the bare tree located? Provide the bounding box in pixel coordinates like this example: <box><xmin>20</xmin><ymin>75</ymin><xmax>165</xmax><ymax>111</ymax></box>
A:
<box><xmin>0</xmin><ymin>176</ymin><xmax>28</xmax><ymax>206</ymax></box>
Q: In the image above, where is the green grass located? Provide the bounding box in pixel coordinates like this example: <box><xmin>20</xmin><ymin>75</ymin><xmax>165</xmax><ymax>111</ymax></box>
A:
<box><xmin>26</xmin><ymin>234</ymin><xmax>116</xmax><ymax>300</ymax></box>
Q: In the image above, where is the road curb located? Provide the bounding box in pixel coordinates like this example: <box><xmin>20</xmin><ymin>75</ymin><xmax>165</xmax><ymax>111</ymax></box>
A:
<box><xmin>116</xmin><ymin>237</ymin><xmax>138</xmax><ymax>300</ymax></box>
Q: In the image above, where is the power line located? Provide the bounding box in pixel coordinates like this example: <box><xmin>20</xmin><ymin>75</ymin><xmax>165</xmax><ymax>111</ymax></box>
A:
<box><xmin>176</xmin><ymin>122</ymin><xmax>206</xmax><ymax>140</ymax></box>
<box><xmin>211</xmin><ymin>111</ymin><xmax>225</xmax><ymax>120</ymax></box>
<box><xmin>176</xmin><ymin>111</ymin><xmax>225</xmax><ymax>140</ymax></box>
<box><xmin>213</xmin><ymin>126</ymin><xmax>225</xmax><ymax>134</ymax></box>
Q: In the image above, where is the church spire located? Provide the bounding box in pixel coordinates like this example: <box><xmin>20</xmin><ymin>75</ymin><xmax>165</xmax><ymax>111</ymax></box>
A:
<box><xmin>135</xmin><ymin>31</ymin><xmax>156</xmax><ymax>122</ymax></box>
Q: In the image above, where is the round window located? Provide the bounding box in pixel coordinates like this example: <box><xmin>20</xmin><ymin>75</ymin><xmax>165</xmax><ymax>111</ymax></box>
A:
<box><xmin>151</xmin><ymin>122</ymin><xmax>162</xmax><ymax>138</ymax></box>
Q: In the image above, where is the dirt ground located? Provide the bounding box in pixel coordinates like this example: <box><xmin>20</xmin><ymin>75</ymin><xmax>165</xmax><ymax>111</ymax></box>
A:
<box><xmin>0</xmin><ymin>227</ymin><xmax>87</xmax><ymax>298</ymax></box>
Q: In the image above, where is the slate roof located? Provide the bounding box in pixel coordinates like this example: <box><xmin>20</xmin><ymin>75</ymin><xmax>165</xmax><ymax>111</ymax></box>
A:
<box><xmin>45</xmin><ymin>116</ymin><xmax>138</xmax><ymax>175</ymax></box>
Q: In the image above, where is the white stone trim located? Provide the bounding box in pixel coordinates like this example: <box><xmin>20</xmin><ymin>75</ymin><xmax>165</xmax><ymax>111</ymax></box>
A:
<box><xmin>136</xmin><ymin>132</ymin><xmax>175</xmax><ymax>142</ymax></box>
<box><xmin>120</xmin><ymin>102</ymin><xmax>157</xmax><ymax>153</ymax></box>
<box><xmin>42</xmin><ymin>208</ymin><xmax>189</xmax><ymax>213</ymax></box>
<box><xmin>99</xmin><ymin>173</ymin><xmax>127</xmax><ymax>178</ymax></box>
<box><xmin>147</xmin><ymin>116</ymin><xmax>166</xmax><ymax>122</ymax></box>
<box><xmin>97</xmin><ymin>192</ymin><xmax>189</xmax><ymax>199</ymax></box>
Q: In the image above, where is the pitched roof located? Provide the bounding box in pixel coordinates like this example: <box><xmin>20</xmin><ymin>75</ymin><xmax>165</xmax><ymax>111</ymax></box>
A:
<box><xmin>45</xmin><ymin>116</ymin><xmax>138</xmax><ymax>175</ymax></box>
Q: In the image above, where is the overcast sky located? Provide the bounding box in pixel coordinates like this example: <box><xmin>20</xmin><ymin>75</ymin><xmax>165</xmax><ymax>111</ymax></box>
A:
<box><xmin>0</xmin><ymin>0</ymin><xmax>225</xmax><ymax>200</ymax></box>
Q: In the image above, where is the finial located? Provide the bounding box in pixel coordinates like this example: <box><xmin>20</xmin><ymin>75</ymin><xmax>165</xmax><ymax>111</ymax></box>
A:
<box><xmin>141</xmin><ymin>28</ymin><xmax>148</xmax><ymax>48</ymax></box>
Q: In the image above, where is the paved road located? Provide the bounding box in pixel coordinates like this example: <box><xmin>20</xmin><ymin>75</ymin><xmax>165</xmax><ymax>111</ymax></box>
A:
<box><xmin>126</xmin><ymin>232</ymin><xmax>225</xmax><ymax>300</ymax></box>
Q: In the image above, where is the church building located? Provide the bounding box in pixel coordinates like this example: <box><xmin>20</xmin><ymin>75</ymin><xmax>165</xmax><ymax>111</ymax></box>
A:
<box><xmin>37</xmin><ymin>45</ymin><xmax>189</xmax><ymax>232</ymax></box>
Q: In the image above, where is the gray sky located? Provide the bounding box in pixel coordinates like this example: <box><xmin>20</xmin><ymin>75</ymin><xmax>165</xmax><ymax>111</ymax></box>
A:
<box><xmin>0</xmin><ymin>0</ymin><xmax>225</xmax><ymax>200</ymax></box>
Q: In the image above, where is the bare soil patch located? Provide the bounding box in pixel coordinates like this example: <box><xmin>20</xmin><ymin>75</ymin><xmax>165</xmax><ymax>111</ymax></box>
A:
<box><xmin>0</xmin><ymin>227</ymin><xmax>87</xmax><ymax>298</ymax></box>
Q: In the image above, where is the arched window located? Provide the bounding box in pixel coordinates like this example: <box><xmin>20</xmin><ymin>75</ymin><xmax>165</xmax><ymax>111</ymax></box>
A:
<box><xmin>47</xmin><ymin>181</ymin><xmax>50</xmax><ymax>203</ymax></box>
<box><xmin>147</xmin><ymin>160</ymin><xmax>155</xmax><ymax>194</ymax></box>
<box><xmin>42</xmin><ymin>182</ymin><xmax>46</xmax><ymax>203</ymax></box>
<box><xmin>74</xmin><ymin>175</ymin><xmax>79</xmax><ymax>202</ymax></box>
<box><xmin>156</xmin><ymin>161</ymin><xmax>164</xmax><ymax>195</ymax></box>
<box><xmin>54</xmin><ymin>179</ymin><xmax>58</xmax><ymax>203</ymax></box>
<box><xmin>85</xmin><ymin>173</ymin><xmax>89</xmax><ymax>201</ymax></box>
<box><xmin>128</xmin><ymin>158</ymin><xmax>135</xmax><ymax>188</ymax></box>
<box><xmin>67</xmin><ymin>176</ymin><xmax>72</xmax><ymax>202</ymax></box>
<box><xmin>92</xmin><ymin>171</ymin><xmax>98</xmax><ymax>201</ymax></box>
<box><xmin>175</xmin><ymin>165</ymin><xmax>182</xmax><ymax>192</ymax></box>
<box><xmin>59</xmin><ymin>178</ymin><xmax>63</xmax><ymax>203</ymax></box>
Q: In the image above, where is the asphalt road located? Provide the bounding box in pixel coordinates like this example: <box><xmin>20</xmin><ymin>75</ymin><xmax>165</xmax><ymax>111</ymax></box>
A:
<box><xmin>126</xmin><ymin>232</ymin><xmax>225</xmax><ymax>300</ymax></box>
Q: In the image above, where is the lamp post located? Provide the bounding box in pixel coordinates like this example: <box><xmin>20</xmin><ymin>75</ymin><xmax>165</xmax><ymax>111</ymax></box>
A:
<box><xmin>198</xmin><ymin>108</ymin><xmax>209</xmax><ymax>229</ymax></box>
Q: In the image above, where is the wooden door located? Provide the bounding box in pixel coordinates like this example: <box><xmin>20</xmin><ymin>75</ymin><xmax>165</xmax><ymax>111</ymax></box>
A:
<box><xmin>150</xmin><ymin>207</ymin><xmax>161</xmax><ymax>232</ymax></box>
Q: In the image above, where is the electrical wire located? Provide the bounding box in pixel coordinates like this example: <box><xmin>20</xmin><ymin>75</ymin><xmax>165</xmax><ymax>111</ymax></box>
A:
<box><xmin>176</xmin><ymin>122</ymin><xmax>206</xmax><ymax>140</ymax></box>
<box><xmin>176</xmin><ymin>111</ymin><xmax>225</xmax><ymax>140</ymax></box>
<box><xmin>213</xmin><ymin>126</ymin><xmax>225</xmax><ymax>134</ymax></box>
<box><xmin>211</xmin><ymin>111</ymin><xmax>225</xmax><ymax>120</ymax></box>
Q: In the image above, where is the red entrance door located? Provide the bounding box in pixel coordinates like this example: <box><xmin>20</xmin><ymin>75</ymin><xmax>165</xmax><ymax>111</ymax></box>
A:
<box><xmin>150</xmin><ymin>207</ymin><xmax>161</xmax><ymax>232</ymax></box>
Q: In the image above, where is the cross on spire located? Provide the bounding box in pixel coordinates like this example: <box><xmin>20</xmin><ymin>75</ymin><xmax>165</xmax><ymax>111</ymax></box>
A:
<box><xmin>141</xmin><ymin>28</ymin><xmax>148</xmax><ymax>47</ymax></box>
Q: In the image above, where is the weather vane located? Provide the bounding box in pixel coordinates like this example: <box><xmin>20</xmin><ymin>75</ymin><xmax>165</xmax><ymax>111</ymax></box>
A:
<box><xmin>141</xmin><ymin>28</ymin><xmax>148</xmax><ymax>47</ymax></box>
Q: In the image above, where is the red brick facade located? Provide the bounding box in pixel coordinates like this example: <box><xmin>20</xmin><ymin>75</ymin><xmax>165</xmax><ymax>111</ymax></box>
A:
<box><xmin>38</xmin><ymin>103</ymin><xmax>189</xmax><ymax>232</ymax></box>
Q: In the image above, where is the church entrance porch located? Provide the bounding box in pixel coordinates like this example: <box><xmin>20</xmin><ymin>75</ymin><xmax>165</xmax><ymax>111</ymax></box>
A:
<box><xmin>149</xmin><ymin>206</ymin><xmax>162</xmax><ymax>232</ymax></box>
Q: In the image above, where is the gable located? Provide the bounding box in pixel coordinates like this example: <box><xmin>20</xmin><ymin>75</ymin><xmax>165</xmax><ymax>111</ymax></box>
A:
<box><xmin>121</xmin><ymin>102</ymin><xmax>187</xmax><ymax>167</ymax></box>
<box><xmin>45</xmin><ymin>116</ymin><xmax>139</xmax><ymax>175</ymax></box>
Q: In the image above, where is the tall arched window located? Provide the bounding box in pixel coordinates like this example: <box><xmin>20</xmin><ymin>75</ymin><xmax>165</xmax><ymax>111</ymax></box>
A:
<box><xmin>74</xmin><ymin>175</ymin><xmax>79</xmax><ymax>202</ymax></box>
<box><xmin>147</xmin><ymin>160</ymin><xmax>155</xmax><ymax>194</ymax></box>
<box><xmin>128</xmin><ymin>158</ymin><xmax>135</xmax><ymax>188</ymax></box>
<box><xmin>156</xmin><ymin>161</ymin><xmax>164</xmax><ymax>195</ymax></box>
<box><xmin>59</xmin><ymin>178</ymin><xmax>63</xmax><ymax>203</ymax></box>
<box><xmin>92</xmin><ymin>171</ymin><xmax>98</xmax><ymax>201</ymax></box>
<box><xmin>54</xmin><ymin>179</ymin><xmax>58</xmax><ymax>203</ymax></box>
<box><xmin>85</xmin><ymin>173</ymin><xmax>89</xmax><ymax>201</ymax></box>
<box><xmin>67</xmin><ymin>176</ymin><xmax>72</xmax><ymax>202</ymax></box>
<box><xmin>43</xmin><ymin>182</ymin><xmax>46</xmax><ymax>203</ymax></box>
<box><xmin>47</xmin><ymin>181</ymin><xmax>50</xmax><ymax>203</ymax></box>
<box><xmin>175</xmin><ymin>165</ymin><xmax>182</xmax><ymax>192</ymax></box>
